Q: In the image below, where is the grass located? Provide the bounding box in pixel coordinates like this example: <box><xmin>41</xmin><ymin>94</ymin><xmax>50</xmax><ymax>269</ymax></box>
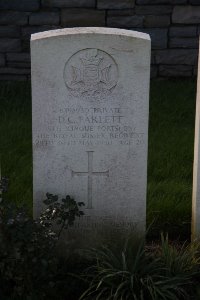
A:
<box><xmin>79</xmin><ymin>235</ymin><xmax>200</xmax><ymax>300</ymax></box>
<box><xmin>147</xmin><ymin>80</ymin><xmax>196</xmax><ymax>239</ymax></box>
<box><xmin>0</xmin><ymin>80</ymin><xmax>197</xmax><ymax>239</ymax></box>
<box><xmin>0</xmin><ymin>82</ymin><xmax>32</xmax><ymax>211</ymax></box>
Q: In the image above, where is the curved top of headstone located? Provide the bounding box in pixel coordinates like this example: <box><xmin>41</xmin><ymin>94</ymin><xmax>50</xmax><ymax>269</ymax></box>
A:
<box><xmin>31</xmin><ymin>27</ymin><xmax>150</xmax><ymax>42</ymax></box>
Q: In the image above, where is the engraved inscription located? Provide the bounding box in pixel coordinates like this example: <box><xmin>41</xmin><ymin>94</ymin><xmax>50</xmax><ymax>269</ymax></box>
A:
<box><xmin>64</xmin><ymin>49</ymin><xmax>118</xmax><ymax>97</ymax></box>
<box><xmin>33</xmin><ymin>106</ymin><xmax>144</xmax><ymax>149</ymax></box>
<box><xmin>72</xmin><ymin>151</ymin><xmax>109</xmax><ymax>209</ymax></box>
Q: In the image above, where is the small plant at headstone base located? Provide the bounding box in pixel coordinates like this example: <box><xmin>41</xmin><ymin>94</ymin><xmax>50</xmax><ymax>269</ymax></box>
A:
<box><xmin>0</xmin><ymin>177</ymin><xmax>84</xmax><ymax>300</ymax></box>
<box><xmin>79</xmin><ymin>234</ymin><xmax>200</xmax><ymax>300</ymax></box>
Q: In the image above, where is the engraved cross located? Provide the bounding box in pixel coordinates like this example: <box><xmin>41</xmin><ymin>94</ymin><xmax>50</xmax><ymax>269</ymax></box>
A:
<box><xmin>72</xmin><ymin>151</ymin><xmax>109</xmax><ymax>209</ymax></box>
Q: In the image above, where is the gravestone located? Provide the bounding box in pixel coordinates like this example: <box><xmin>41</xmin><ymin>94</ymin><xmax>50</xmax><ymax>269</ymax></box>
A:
<box><xmin>192</xmin><ymin>42</ymin><xmax>200</xmax><ymax>240</ymax></box>
<box><xmin>31</xmin><ymin>27</ymin><xmax>151</xmax><ymax>249</ymax></box>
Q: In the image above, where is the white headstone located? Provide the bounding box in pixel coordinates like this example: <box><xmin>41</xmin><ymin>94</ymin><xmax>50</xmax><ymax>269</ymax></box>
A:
<box><xmin>192</xmin><ymin>42</ymin><xmax>200</xmax><ymax>240</ymax></box>
<box><xmin>31</xmin><ymin>27</ymin><xmax>151</xmax><ymax>248</ymax></box>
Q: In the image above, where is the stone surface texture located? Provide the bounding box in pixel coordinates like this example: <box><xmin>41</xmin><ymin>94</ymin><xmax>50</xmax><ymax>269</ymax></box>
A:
<box><xmin>98</xmin><ymin>0</ymin><xmax>135</xmax><ymax>9</ymax></box>
<box><xmin>61</xmin><ymin>9</ymin><xmax>105</xmax><ymax>27</ymax></box>
<box><xmin>135</xmin><ymin>5</ymin><xmax>173</xmax><ymax>15</ymax></box>
<box><xmin>0</xmin><ymin>0</ymin><xmax>40</xmax><ymax>11</ymax></box>
<box><xmin>0</xmin><ymin>67</ymin><xmax>30</xmax><ymax>74</ymax></box>
<box><xmin>0</xmin><ymin>54</ymin><xmax>5</xmax><ymax>66</ymax></box>
<box><xmin>190</xmin><ymin>0</ymin><xmax>200</xmax><ymax>4</ymax></box>
<box><xmin>31</xmin><ymin>27</ymin><xmax>150</xmax><ymax>248</ymax></box>
<box><xmin>107</xmin><ymin>15</ymin><xmax>144</xmax><ymax>28</ymax></box>
<box><xmin>172</xmin><ymin>6</ymin><xmax>200</xmax><ymax>24</ymax></box>
<box><xmin>6</xmin><ymin>52</ymin><xmax>30</xmax><ymax>68</ymax></box>
<box><xmin>137</xmin><ymin>0</ymin><xmax>186</xmax><ymax>3</ymax></box>
<box><xmin>0</xmin><ymin>26</ymin><xmax>20</xmax><ymax>38</ymax></box>
<box><xmin>144</xmin><ymin>15</ymin><xmax>170</xmax><ymax>27</ymax></box>
<box><xmin>0</xmin><ymin>0</ymin><xmax>200</xmax><ymax>79</ymax></box>
<box><xmin>107</xmin><ymin>9</ymin><xmax>135</xmax><ymax>16</ymax></box>
<box><xmin>29</xmin><ymin>12</ymin><xmax>60</xmax><ymax>25</ymax></box>
<box><xmin>7</xmin><ymin>53</ymin><xmax>30</xmax><ymax>62</ymax></box>
<box><xmin>169</xmin><ymin>37</ymin><xmax>199</xmax><ymax>48</ymax></box>
<box><xmin>155</xmin><ymin>49</ymin><xmax>198</xmax><ymax>65</ymax></box>
<box><xmin>42</xmin><ymin>0</ymin><xmax>96</xmax><ymax>7</ymax></box>
<box><xmin>169</xmin><ymin>26</ymin><xmax>197</xmax><ymax>37</ymax></box>
<box><xmin>159</xmin><ymin>64</ymin><xmax>193</xmax><ymax>76</ymax></box>
<box><xmin>0</xmin><ymin>39</ymin><xmax>21</xmax><ymax>52</ymax></box>
<box><xmin>0</xmin><ymin>11</ymin><xmax>28</xmax><ymax>25</ymax></box>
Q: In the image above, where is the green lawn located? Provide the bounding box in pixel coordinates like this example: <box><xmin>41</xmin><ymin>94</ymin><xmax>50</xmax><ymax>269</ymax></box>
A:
<box><xmin>147</xmin><ymin>80</ymin><xmax>196</xmax><ymax>239</ymax></box>
<box><xmin>0</xmin><ymin>80</ymin><xmax>197</xmax><ymax>240</ymax></box>
<box><xmin>0</xmin><ymin>82</ymin><xmax>32</xmax><ymax>210</ymax></box>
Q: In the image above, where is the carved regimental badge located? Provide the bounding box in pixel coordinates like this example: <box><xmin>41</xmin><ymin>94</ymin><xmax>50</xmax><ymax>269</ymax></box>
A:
<box><xmin>64</xmin><ymin>48</ymin><xmax>118</xmax><ymax>97</ymax></box>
